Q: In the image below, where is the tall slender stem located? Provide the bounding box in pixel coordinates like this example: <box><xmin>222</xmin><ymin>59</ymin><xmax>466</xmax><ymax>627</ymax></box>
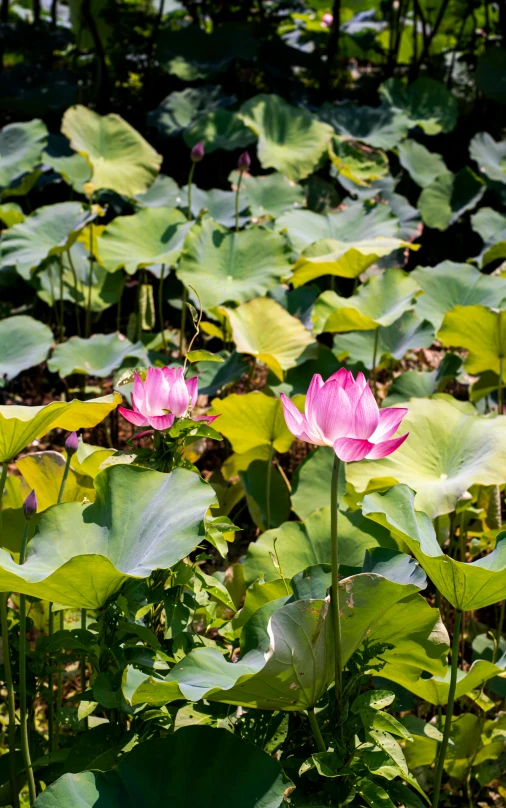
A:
<box><xmin>86</xmin><ymin>221</ymin><xmax>94</xmax><ymax>338</ymax></box>
<box><xmin>58</xmin><ymin>257</ymin><xmax>65</xmax><ymax>342</ymax></box>
<box><xmin>158</xmin><ymin>264</ymin><xmax>167</xmax><ymax>353</ymax></box>
<box><xmin>67</xmin><ymin>247</ymin><xmax>81</xmax><ymax>337</ymax></box>
<box><xmin>432</xmin><ymin>609</ymin><xmax>463</xmax><ymax>808</ymax></box>
<box><xmin>307</xmin><ymin>708</ymin><xmax>326</xmax><ymax>753</ymax></box>
<box><xmin>0</xmin><ymin>594</ymin><xmax>20</xmax><ymax>808</ymax></box>
<box><xmin>330</xmin><ymin>456</ymin><xmax>343</xmax><ymax>730</ymax></box>
<box><xmin>187</xmin><ymin>162</ymin><xmax>195</xmax><ymax>220</ymax></box>
<box><xmin>371</xmin><ymin>327</ymin><xmax>379</xmax><ymax>401</ymax></box>
<box><xmin>494</xmin><ymin>601</ymin><xmax>506</xmax><ymax>664</ymax></box>
<box><xmin>54</xmin><ymin>610</ymin><xmax>65</xmax><ymax>750</ymax></box>
<box><xmin>235</xmin><ymin>170</ymin><xmax>244</xmax><ymax>232</ymax></box>
<box><xmin>80</xmin><ymin>608</ymin><xmax>87</xmax><ymax>695</ymax></box>
<box><xmin>19</xmin><ymin>521</ymin><xmax>36</xmax><ymax>804</ymax></box>
<box><xmin>57</xmin><ymin>453</ymin><xmax>72</xmax><ymax>504</ymax></box>
<box><xmin>180</xmin><ymin>166</ymin><xmax>196</xmax><ymax>357</ymax></box>
<box><xmin>266</xmin><ymin>442</ymin><xmax>274</xmax><ymax>531</ymax></box>
<box><xmin>498</xmin><ymin>312</ymin><xmax>503</xmax><ymax>413</ymax></box>
<box><xmin>47</xmin><ymin>606</ymin><xmax>54</xmax><ymax>754</ymax></box>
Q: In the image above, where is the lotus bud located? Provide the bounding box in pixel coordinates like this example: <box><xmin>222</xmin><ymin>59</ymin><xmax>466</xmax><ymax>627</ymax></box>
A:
<box><xmin>237</xmin><ymin>151</ymin><xmax>251</xmax><ymax>172</ymax></box>
<box><xmin>191</xmin><ymin>141</ymin><xmax>205</xmax><ymax>163</ymax></box>
<box><xmin>65</xmin><ymin>431</ymin><xmax>79</xmax><ymax>456</ymax></box>
<box><xmin>321</xmin><ymin>12</ymin><xmax>333</xmax><ymax>26</ymax></box>
<box><xmin>23</xmin><ymin>489</ymin><xmax>37</xmax><ymax>519</ymax></box>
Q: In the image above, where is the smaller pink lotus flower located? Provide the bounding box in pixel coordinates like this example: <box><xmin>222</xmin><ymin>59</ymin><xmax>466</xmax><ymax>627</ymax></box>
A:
<box><xmin>119</xmin><ymin>367</ymin><xmax>218</xmax><ymax>431</ymax></box>
<box><xmin>280</xmin><ymin>369</ymin><xmax>408</xmax><ymax>462</ymax></box>
<box><xmin>321</xmin><ymin>12</ymin><xmax>333</xmax><ymax>26</ymax></box>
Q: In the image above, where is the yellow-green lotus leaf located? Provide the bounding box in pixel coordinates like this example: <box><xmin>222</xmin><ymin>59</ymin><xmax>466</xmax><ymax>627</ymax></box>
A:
<box><xmin>210</xmin><ymin>392</ymin><xmax>304</xmax><ymax>454</ymax></box>
<box><xmin>438</xmin><ymin>305</ymin><xmax>506</xmax><ymax>377</ymax></box>
<box><xmin>16</xmin><ymin>451</ymin><xmax>95</xmax><ymax>511</ymax></box>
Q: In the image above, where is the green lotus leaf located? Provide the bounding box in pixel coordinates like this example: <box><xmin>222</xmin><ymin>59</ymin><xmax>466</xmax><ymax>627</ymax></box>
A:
<box><xmin>362</xmin><ymin>484</ymin><xmax>506</xmax><ymax>610</ymax></box>
<box><xmin>320</xmin><ymin>103</ymin><xmax>408</xmax><ymax>150</ymax></box>
<box><xmin>0</xmin><ymin>465</ymin><xmax>215</xmax><ymax>608</ymax></box>
<box><xmin>348</xmin><ymin>398</ymin><xmax>506</xmax><ymax>518</ymax></box>
<box><xmin>313</xmin><ymin>269</ymin><xmax>419</xmax><ymax>334</ymax></box>
<box><xmin>379</xmin><ymin>77</ymin><xmax>458</xmax><ymax>135</ymax></box>
<box><xmin>469</xmin><ymin>132</ymin><xmax>506</xmax><ymax>184</ymax></box>
<box><xmin>183</xmin><ymin>109</ymin><xmax>256</xmax><ymax>152</ymax></box>
<box><xmin>266</xmin><ymin>344</ymin><xmax>341</xmax><ymax>399</ymax></box>
<box><xmin>147</xmin><ymin>86</ymin><xmax>233</xmax><ymax>137</ymax></box>
<box><xmin>61</xmin><ymin>105</ymin><xmax>162</xmax><ymax>197</ymax></box>
<box><xmin>221</xmin><ymin>298</ymin><xmax>317</xmax><ymax>379</ymax></box>
<box><xmin>0</xmin><ymin>119</ymin><xmax>47</xmax><ymax>189</ymax></box>
<box><xmin>417</xmin><ymin>168</ymin><xmax>485</xmax><ymax>231</ymax></box>
<box><xmin>177</xmin><ymin>217</ymin><xmax>292</xmax><ymax>309</ymax></box>
<box><xmin>334</xmin><ymin>311</ymin><xmax>434</xmax><ymax>369</ymax></box>
<box><xmin>412</xmin><ymin>261</ymin><xmax>506</xmax><ymax>329</ymax></box>
<box><xmin>438</xmin><ymin>304</ymin><xmax>506</xmax><ymax>377</ymax></box>
<box><xmin>47</xmin><ymin>333</ymin><xmax>148</xmax><ymax>378</ymax></box>
<box><xmin>134</xmin><ymin>174</ymin><xmax>180</xmax><ymax>208</ymax></box>
<box><xmin>228</xmin><ymin>170</ymin><xmax>305</xmax><ymax>218</ymax></box>
<box><xmin>239</xmin><ymin>94</ymin><xmax>333</xmax><ymax>181</ymax></box>
<box><xmin>0</xmin><ymin>315</ymin><xmax>53</xmax><ymax>382</ymax></box>
<box><xmin>471</xmin><ymin>207</ymin><xmax>506</xmax><ymax>267</ymax></box>
<box><xmin>276</xmin><ymin>202</ymin><xmax>399</xmax><ymax>254</ymax></box>
<box><xmin>0</xmin><ymin>202</ymin><xmax>25</xmax><ymax>227</ymax></box>
<box><xmin>290</xmin><ymin>446</ymin><xmax>343</xmax><ymax>519</ymax></box>
<box><xmin>329</xmin><ymin>137</ymin><xmax>390</xmax><ymax>186</ymax></box>
<box><xmin>183</xmin><ymin>184</ymin><xmax>248</xmax><ymax>228</ymax></box>
<box><xmin>156</xmin><ymin>23</ymin><xmax>258</xmax><ymax>81</ymax></box>
<box><xmin>397</xmin><ymin>139</ymin><xmax>447</xmax><ymax>187</ymax></box>
<box><xmin>243</xmin><ymin>507</ymin><xmax>397</xmax><ymax>585</ymax></box>
<box><xmin>382</xmin><ymin>354</ymin><xmax>462</xmax><ymax>407</ymax></box>
<box><xmin>209</xmin><ymin>391</ymin><xmax>299</xmax><ymax>454</ymax></box>
<box><xmin>97</xmin><ymin>208</ymin><xmax>192</xmax><ymax>274</ymax></box>
<box><xmin>241</xmin><ymin>459</ymin><xmax>290</xmax><ymax>531</ymax></box>
<box><xmin>0</xmin><ymin>393</ymin><xmax>120</xmax><ymax>462</ymax></box>
<box><xmin>0</xmin><ymin>202</ymin><xmax>87</xmax><ymax>280</ymax></box>
<box><xmin>42</xmin><ymin>133</ymin><xmax>92</xmax><ymax>193</ymax></box>
<box><xmin>33</xmin><ymin>727</ymin><xmax>289</xmax><ymax>808</ymax></box>
<box><xmin>16</xmin><ymin>450</ymin><xmax>95</xmax><ymax>510</ymax></box>
<box><xmin>292</xmin><ymin>236</ymin><xmax>414</xmax><ymax>286</ymax></box>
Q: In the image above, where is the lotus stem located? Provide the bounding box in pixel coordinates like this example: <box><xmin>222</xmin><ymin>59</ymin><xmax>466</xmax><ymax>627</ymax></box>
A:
<box><xmin>431</xmin><ymin>608</ymin><xmax>462</xmax><ymax>808</ymax></box>
<box><xmin>57</xmin><ymin>452</ymin><xmax>72</xmax><ymax>504</ymax></box>
<box><xmin>0</xmin><ymin>594</ymin><xmax>20</xmax><ymax>808</ymax></box>
<box><xmin>235</xmin><ymin>170</ymin><xmax>244</xmax><ymax>232</ymax></box>
<box><xmin>498</xmin><ymin>312</ymin><xmax>504</xmax><ymax>413</ymax></box>
<box><xmin>158</xmin><ymin>264</ymin><xmax>167</xmax><ymax>354</ymax></box>
<box><xmin>47</xmin><ymin>606</ymin><xmax>54</xmax><ymax>754</ymax></box>
<box><xmin>19</xmin><ymin>520</ymin><xmax>37</xmax><ymax>804</ymax></box>
<box><xmin>85</xmin><ymin>221</ymin><xmax>94</xmax><ymax>339</ymax></box>
<box><xmin>330</xmin><ymin>455</ymin><xmax>343</xmax><ymax>737</ymax></box>
<box><xmin>54</xmin><ymin>610</ymin><xmax>65</xmax><ymax>749</ymax></box>
<box><xmin>58</xmin><ymin>256</ymin><xmax>65</xmax><ymax>342</ymax></box>
<box><xmin>494</xmin><ymin>600</ymin><xmax>506</xmax><ymax>664</ymax></box>
<box><xmin>371</xmin><ymin>326</ymin><xmax>379</xmax><ymax>402</ymax></box>
<box><xmin>307</xmin><ymin>707</ymin><xmax>326</xmax><ymax>753</ymax></box>
<box><xmin>80</xmin><ymin>608</ymin><xmax>87</xmax><ymax>693</ymax></box>
<box><xmin>266</xmin><ymin>443</ymin><xmax>274</xmax><ymax>531</ymax></box>
<box><xmin>66</xmin><ymin>247</ymin><xmax>81</xmax><ymax>337</ymax></box>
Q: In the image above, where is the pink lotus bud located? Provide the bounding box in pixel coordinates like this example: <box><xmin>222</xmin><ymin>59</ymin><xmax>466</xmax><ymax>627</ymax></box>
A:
<box><xmin>191</xmin><ymin>141</ymin><xmax>205</xmax><ymax>163</ymax></box>
<box><xmin>237</xmin><ymin>151</ymin><xmax>251</xmax><ymax>172</ymax></box>
<box><xmin>322</xmin><ymin>12</ymin><xmax>333</xmax><ymax>26</ymax></box>
<box><xmin>65</xmin><ymin>431</ymin><xmax>79</xmax><ymax>456</ymax></box>
<box><xmin>23</xmin><ymin>489</ymin><xmax>37</xmax><ymax>519</ymax></box>
<box><xmin>280</xmin><ymin>369</ymin><xmax>408</xmax><ymax>462</ymax></box>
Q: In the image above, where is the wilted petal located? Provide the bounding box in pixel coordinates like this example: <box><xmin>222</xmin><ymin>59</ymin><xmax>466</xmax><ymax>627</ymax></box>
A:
<box><xmin>371</xmin><ymin>408</ymin><xmax>408</xmax><ymax>442</ymax></box>
<box><xmin>186</xmin><ymin>376</ymin><xmax>199</xmax><ymax>409</ymax></box>
<box><xmin>333</xmin><ymin>437</ymin><xmax>373</xmax><ymax>462</ymax></box>
<box><xmin>353</xmin><ymin>385</ymin><xmax>379</xmax><ymax>439</ymax></box>
<box><xmin>168</xmin><ymin>367</ymin><xmax>190</xmax><ymax>416</ymax></box>
<box><xmin>312</xmin><ymin>380</ymin><xmax>353</xmax><ymax>443</ymax></box>
<box><xmin>365</xmin><ymin>433</ymin><xmax>409</xmax><ymax>459</ymax></box>
<box><xmin>148</xmin><ymin>413</ymin><xmax>175</xmax><ymax>431</ymax></box>
<box><xmin>119</xmin><ymin>407</ymin><xmax>149</xmax><ymax>427</ymax></box>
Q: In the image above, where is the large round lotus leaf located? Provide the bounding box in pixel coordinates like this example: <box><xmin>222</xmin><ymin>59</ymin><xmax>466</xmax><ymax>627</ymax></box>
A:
<box><xmin>313</xmin><ymin>269</ymin><xmax>419</xmax><ymax>334</ymax></box>
<box><xmin>290</xmin><ymin>446</ymin><xmax>342</xmax><ymax>519</ymax></box>
<box><xmin>209</xmin><ymin>392</ymin><xmax>300</xmax><ymax>454</ymax></box>
<box><xmin>417</xmin><ymin>168</ymin><xmax>485</xmax><ymax>231</ymax></box>
<box><xmin>412</xmin><ymin>262</ymin><xmax>506</xmax><ymax>330</ymax></box>
<box><xmin>17</xmin><ymin>451</ymin><xmax>95</xmax><ymax>510</ymax></box>
<box><xmin>0</xmin><ymin>315</ymin><xmax>53</xmax><ymax>382</ymax></box>
<box><xmin>228</xmin><ymin>170</ymin><xmax>305</xmax><ymax>218</ymax></box>
<box><xmin>379</xmin><ymin>77</ymin><xmax>458</xmax><ymax>135</ymax></box>
<box><xmin>97</xmin><ymin>208</ymin><xmax>192</xmax><ymax>274</ymax></box>
<box><xmin>222</xmin><ymin>298</ymin><xmax>317</xmax><ymax>379</ymax></box>
<box><xmin>182</xmin><ymin>184</ymin><xmax>248</xmax><ymax>228</ymax></box>
<box><xmin>243</xmin><ymin>507</ymin><xmax>397</xmax><ymax>585</ymax></box>
<box><xmin>135</xmin><ymin>175</ymin><xmax>180</xmax><ymax>208</ymax></box>
<box><xmin>156</xmin><ymin>23</ymin><xmax>258</xmax><ymax>81</ymax></box>
<box><xmin>0</xmin><ymin>393</ymin><xmax>120</xmax><ymax>462</ymax></box>
<box><xmin>329</xmin><ymin>137</ymin><xmax>389</xmax><ymax>186</ymax></box>
<box><xmin>0</xmin><ymin>465</ymin><xmax>215</xmax><ymax>608</ymax></box>
<box><xmin>470</xmin><ymin>132</ymin><xmax>506</xmax><ymax>185</ymax></box>
<box><xmin>33</xmin><ymin>726</ymin><xmax>289</xmax><ymax>808</ymax></box>
<box><xmin>42</xmin><ymin>133</ymin><xmax>92</xmax><ymax>193</ymax></box>
<box><xmin>47</xmin><ymin>333</ymin><xmax>148</xmax><ymax>378</ymax></box>
<box><xmin>334</xmin><ymin>311</ymin><xmax>434</xmax><ymax>369</ymax></box>
<box><xmin>276</xmin><ymin>202</ymin><xmax>399</xmax><ymax>254</ymax></box>
<box><xmin>183</xmin><ymin>109</ymin><xmax>256</xmax><ymax>152</ymax></box>
<box><xmin>292</xmin><ymin>236</ymin><xmax>414</xmax><ymax>286</ymax></box>
<box><xmin>147</xmin><ymin>86</ymin><xmax>232</xmax><ymax>137</ymax></box>
<box><xmin>0</xmin><ymin>119</ymin><xmax>47</xmax><ymax>188</ymax></box>
<box><xmin>0</xmin><ymin>202</ymin><xmax>87</xmax><ymax>280</ymax></box>
<box><xmin>61</xmin><ymin>105</ymin><xmax>162</xmax><ymax>197</ymax></box>
<box><xmin>383</xmin><ymin>354</ymin><xmax>462</xmax><ymax>407</ymax></box>
<box><xmin>471</xmin><ymin>208</ymin><xmax>506</xmax><ymax>267</ymax></box>
<box><xmin>438</xmin><ymin>304</ymin><xmax>506</xmax><ymax>377</ymax></box>
<box><xmin>124</xmin><ymin>572</ymin><xmax>442</xmax><ymax>711</ymax></box>
<box><xmin>176</xmin><ymin>217</ymin><xmax>292</xmax><ymax>309</ymax></box>
<box><xmin>347</xmin><ymin>398</ymin><xmax>506</xmax><ymax>518</ymax></box>
<box><xmin>320</xmin><ymin>103</ymin><xmax>408</xmax><ymax>150</ymax></box>
<box><xmin>363</xmin><ymin>484</ymin><xmax>506</xmax><ymax>611</ymax></box>
<box><xmin>397</xmin><ymin>139</ymin><xmax>447</xmax><ymax>188</ymax></box>
<box><xmin>239</xmin><ymin>94</ymin><xmax>333</xmax><ymax>181</ymax></box>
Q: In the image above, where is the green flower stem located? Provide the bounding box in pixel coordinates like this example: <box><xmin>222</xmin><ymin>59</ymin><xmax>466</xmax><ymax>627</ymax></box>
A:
<box><xmin>330</xmin><ymin>456</ymin><xmax>343</xmax><ymax>732</ymax></box>
<box><xmin>494</xmin><ymin>600</ymin><xmax>506</xmax><ymax>664</ymax></box>
<box><xmin>180</xmin><ymin>164</ymin><xmax>196</xmax><ymax>357</ymax></box>
<box><xmin>54</xmin><ymin>610</ymin><xmax>65</xmax><ymax>749</ymax></box>
<box><xmin>498</xmin><ymin>312</ymin><xmax>504</xmax><ymax>413</ymax></box>
<box><xmin>307</xmin><ymin>708</ymin><xmax>326</xmax><ymax>753</ymax></box>
<box><xmin>0</xmin><ymin>594</ymin><xmax>20</xmax><ymax>808</ymax></box>
<box><xmin>371</xmin><ymin>326</ymin><xmax>379</xmax><ymax>401</ymax></box>
<box><xmin>58</xmin><ymin>257</ymin><xmax>65</xmax><ymax>342</ymax></box>
<box><xmin>158</xmin><ymin>264</ymin><xmax>167</xmax><ymax>354</ymax></box>
<box><xmin>66</xmin><ymin>247</ymin><xmax>81</xmax><ymax>337</ymax></box>
<box><xmin>80</xmin><ymin>609</ymin><xmax>87</xmax><ymax>692</ymax></box>
<box><xmin>431</xmin><ymin>609</ymin><xmax>463</xmax><ymax>808</ymax></box>
<box><xmin>85</xmin><ymin>221</ymin><xmax>94</xmax><ymax>339</ymax></box>
<box><xmin>19</xmin><ymin>521</ymin><xmax>36</xmax><ymax>804</ymax></box>
<box><xmin>235</xmin><ymin>170</ymin><xmax>244</xmax><ymax>232</ymax></box>
<box><xmin>266</xmin><ymin>442</ymin><xmax>274</xmax><ymax>531</ymax></box>
<box><xmin>57</xmin><ymin>452</ymin><xmax>72</xmax><ymax>504</ymax></box>
<box><xmin>47</xmin><ymin>606</ymin><xmax>54</xmax><ymax>754</ymax></box>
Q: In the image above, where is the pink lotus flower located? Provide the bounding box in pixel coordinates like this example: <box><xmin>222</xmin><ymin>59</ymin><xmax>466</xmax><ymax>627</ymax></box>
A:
<box><xmin>321</xmin><ymin>12</ymin><xmax>333</xmax><ymax>26</ymax></box>
<box><xmin>119</xmin><ymin>367</ymin><xmax>218</xmax><ymax>431</ymax></box>
<box><xmin>280</xmin><ymin>369</ymin><xmax>408</xmax><ymax>462</ymax></box>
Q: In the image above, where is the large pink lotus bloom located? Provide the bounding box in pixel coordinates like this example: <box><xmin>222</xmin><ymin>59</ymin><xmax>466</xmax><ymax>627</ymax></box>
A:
<box><xmin>280</xmin><ymin>369</ymin><xmax>408</xmax><ymax>462</ymax></box>
<box><xmin>119</xmin><ymin>367</ymin><xmax>217</xmax><ymax>431</ymax></box>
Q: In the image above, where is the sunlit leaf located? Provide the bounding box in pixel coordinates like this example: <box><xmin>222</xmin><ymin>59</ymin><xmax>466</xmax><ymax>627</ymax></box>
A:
<box><xmin>417</xmin><ymin>168</ymin><xmax>485</xmax><ymax>231</ymax></box>
<box><xmin>329</xmin><ymin>137</ymin><xmax>389</xmax><ymax>186</ymax></box>
<box><xmin>379</xmin><ymin>77</ymin><xmax>458</xmax><ymax>135</ymax></box>
<box><xmin>209</xmin><ymin>392</ymin><xmax>299</xmax><ymax>453</ymax></box>
<box><xmin>397</xmin><ymin>139</ymin><xmax>447</xmax><ymax>187</ymax></box>
<box><xmin>47</xmin><ymin>333</ymin><xmax>148</xmax><ymax>378</ymax></box>
<box><xmin>469</xmin><ymin>132</ymin><xmax>506</xmax><ymax>185</ymax></box>
<box><xmin>0</xmin><ymin>119</ymin><xmax>47</xmax><ymax>189</ymax></box>
<box><xmin>438</xmin><ymin>305</ymin><xmax>506</xmax><ymax>377</ymax></box>
<box><xmin>334</xmin><ymin>311</ymin><xmax>434</xmax><ymax>369</ymax></box>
